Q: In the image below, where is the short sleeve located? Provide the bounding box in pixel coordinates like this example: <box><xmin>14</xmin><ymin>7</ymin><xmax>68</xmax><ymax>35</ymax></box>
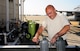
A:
<box><xmin>60</xmin><ymin>15</ymin><xmax>70</xmax><ymax>26</ymax></box>
<box><xmin>41</xmin><ymin>19</ymin><xmax>47</xmax><ymax>28</ymax></box>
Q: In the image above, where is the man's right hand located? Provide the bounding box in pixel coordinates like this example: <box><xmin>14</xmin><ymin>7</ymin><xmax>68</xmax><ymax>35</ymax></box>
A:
<box><xmin>32</xmin><ymin>36</ymin><xmax>39</xmax><ymax>44</ymax></box>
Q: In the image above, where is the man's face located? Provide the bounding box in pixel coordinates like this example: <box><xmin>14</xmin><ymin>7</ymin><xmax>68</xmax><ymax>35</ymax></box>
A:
<box><xmin>46</xmin><ymin>8</ymin><xmax>56</xmax><ymax>19</ymax></box>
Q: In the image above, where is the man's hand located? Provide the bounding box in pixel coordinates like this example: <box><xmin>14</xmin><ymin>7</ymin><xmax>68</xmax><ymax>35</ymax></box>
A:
<box><xmin>32</xmin><ymin>36</ymin><xmax>39</xmax><ymax>44</ymax></box>
<box><xmin>50</xmin><ymin>37</ymin><xmax>57</xmax><ymax>44</ymax></box>
<box><xmin>50</xmin><ymin>34</ymin><xmax>59</xmax><ymax>44</ymax></box>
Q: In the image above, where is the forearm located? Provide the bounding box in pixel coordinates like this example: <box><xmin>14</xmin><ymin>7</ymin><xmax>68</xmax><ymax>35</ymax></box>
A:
<box><xmin>35</xmin><ymin>26</ymin><xmax>44</xmax><ymax>38</ymax></box>
<box><xmin>54</xmin><ymin>25</ymin><xmax>70</xmax><ymax>38</ymax></box>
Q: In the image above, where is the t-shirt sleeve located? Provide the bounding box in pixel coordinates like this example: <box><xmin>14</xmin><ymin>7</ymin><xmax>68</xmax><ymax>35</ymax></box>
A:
<box><xmin>61</xmin><ymin>15</ymin><xmax>70</xmax><ymax>26</ymax></box>
<box><xmin>41</xmin><ymin>19</ymin><xmax>47</xmax><ymax>28</ymax></box>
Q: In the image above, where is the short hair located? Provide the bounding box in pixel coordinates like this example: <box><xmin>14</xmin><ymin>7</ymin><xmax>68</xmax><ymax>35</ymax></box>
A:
<box><xmin>45</xmin><ymin>5</ymin><xmax>55</xmax><ymax>10</ymax></box>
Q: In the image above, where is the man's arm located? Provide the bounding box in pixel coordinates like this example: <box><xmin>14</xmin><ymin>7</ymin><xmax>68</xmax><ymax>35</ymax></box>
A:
<box><xmin>55</xmin><ymin>25</ymin><xmax>70</xmax><ymax>38</ymax></box>
<box><xmin>50</xmin><ymin>25</ymin><xmax>70</xmax><ymax>44</ymax></box>
<box><xmin>32</xmin><ymin>26</ymin><xmax>44</xmax><ymax>43</ymax></box>
<box><xmin>35</xmin><ymin>26</ymin><xmax>44</xmax><ymax>38</ymax></box>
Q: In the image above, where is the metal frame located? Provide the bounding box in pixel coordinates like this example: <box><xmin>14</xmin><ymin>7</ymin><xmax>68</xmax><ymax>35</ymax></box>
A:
<box><xmin>6</xmin><ymin>0</ymin><xmax>9</xmax><ymax>32</ymax></box>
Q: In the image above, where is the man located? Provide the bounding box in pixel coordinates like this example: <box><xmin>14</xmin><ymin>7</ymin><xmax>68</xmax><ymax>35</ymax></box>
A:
<box><xmin>32</xmin><ymin>5</ymin><xmax>70</xmax><ymax>45</ymax></box>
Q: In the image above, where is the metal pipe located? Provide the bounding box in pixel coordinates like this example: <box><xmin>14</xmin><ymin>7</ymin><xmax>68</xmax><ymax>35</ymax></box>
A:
<box><xmin>19</xmin><ymin>0</ymin><xmax>21</xmax><ymax>21</ymax></box>
<box><xmin>20</xmin><ymin>0</ymin><xmax>22</xmax><ymax>21</ymax></box>
<box><xmin>6</xmin><ymin>0</ymin><xmax>9</xmax><ymax>32</ymax></box>
<box><xmin>4</xmin><ymin>33</ymin><xmax>7</xmax><ymax>44</ymax></box>
<box><xmin>7</xmin><ymin>28</ymin><xmax>15</xmax><ymax>36</ymax></box>
<box><xmin>20</xmin><ymin>0</ymin><xmax>24</xmax><ymax>21</ymax></box>
<box><xmin>13</xmin><ymin>0</ymin><xmax>16</xmax><ymax>20</ymax></box>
